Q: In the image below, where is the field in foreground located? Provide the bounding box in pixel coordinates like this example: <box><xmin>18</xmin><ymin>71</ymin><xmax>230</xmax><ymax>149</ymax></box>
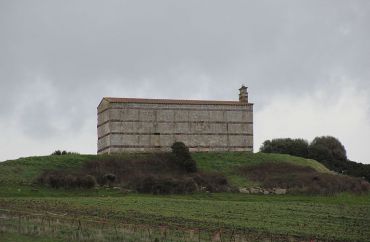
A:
<box><xmin>0</xmin><ymin>152</ymin><xmax>369</xmax><ymax>241</ymax></box>
<box><xmin>1</xmin><ymin>193</ymin><xmax>370</xmax><ymax>241</ymax></box>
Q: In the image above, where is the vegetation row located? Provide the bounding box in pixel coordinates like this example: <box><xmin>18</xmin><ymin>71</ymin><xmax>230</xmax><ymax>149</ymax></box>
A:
<box><xmin>260</xmin><ymin>135</ymin><xmax>370</xmax><ymax>182</ymax></box>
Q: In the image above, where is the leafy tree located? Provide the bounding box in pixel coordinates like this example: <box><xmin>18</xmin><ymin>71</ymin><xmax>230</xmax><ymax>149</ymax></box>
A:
<box><xmin>260</xmin><ymin>138</ymin><xmax>309</xmax><ymax>158</ymax></box>
<box><xmin>171</xmin><ymin>142</ymin><xmax>197</xmax><ymax>173</ymax></box>
<box><xmin>171</xmin><ymin>142</ymin><xmax>191</xmax><ymax>160</ymax></box>
<box><xmin>308</xmin><ymin>136</ymin><xmax>347</xmax><ymax>161</ymax></box>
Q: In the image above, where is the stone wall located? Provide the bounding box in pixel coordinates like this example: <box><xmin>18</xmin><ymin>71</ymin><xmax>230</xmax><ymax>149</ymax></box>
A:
<box><xmin>97</xmin><ymin>100</ymin><xmax>253</xmax><ymax>154</ymax></box>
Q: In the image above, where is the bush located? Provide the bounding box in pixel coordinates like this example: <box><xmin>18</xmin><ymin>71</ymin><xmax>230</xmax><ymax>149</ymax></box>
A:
<box><xmin>192</xmin><ymin>172</ymin><xmax>230</xmax><ymax>192</ymax></box>
<box><xmin>131</xmin><ymin>172</ymin><xmax>230</xmax><ymax>194</ymax></box>
<box><xmin>105</xmin><ymin>173</ymin><xmax>116</xmax><ymax>185</ymax></box>
<box><xmin>97</xmin><ymin>173</ymin><xmax>116</xmax><ymax>186</ymax></box>
<box><xmin>37</xmin><ymin>171</ymin><xmax>96</xmax><ymax>189</ymax></box>
<box><xmin>135</xmin><ymin>176</ymin><xmax>198</xmax><ymax>195</ymax></box>
<box><xmin>260</xmin><ymin>138</ymin><xmax>309</xmax><ymax>158</ymax></box>
<box><xmin>79</xmin><ymin>175</ymin><xmax>96</xmax><ymax>188</ymax></box>
<box><xmin>183</xmin><ymin>159</ymin><xmax>197</xmax><ymax>173</ymax></box>
<box><xmin>37</xmin><ymin>152</ymin><xmax>231</xmax><ymax>194</ymax></box>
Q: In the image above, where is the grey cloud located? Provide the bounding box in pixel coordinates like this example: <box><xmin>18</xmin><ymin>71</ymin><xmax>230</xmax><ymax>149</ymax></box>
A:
<box><xmin>0</xmin><ymin>0</ymin><xmax>369</xmax><ymax>161</ymax></box>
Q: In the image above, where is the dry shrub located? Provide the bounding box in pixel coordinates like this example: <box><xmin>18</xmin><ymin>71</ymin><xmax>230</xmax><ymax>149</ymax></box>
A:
<box><xmin>192</xmin><ymin>172</ymin><xmax>231</xmax><ymax>192</ymax></box>
<box><xmin>132</xmin><ymin>172</ymin><xmax>230</xmax><ymax>194</ymax></box>
<box><xmin>240</xmin><ymin>162</ymin><xmax>370</xmax><ymax>195</ymax></box>
<box><xmin>38</xmin><ymin>171</ymin><xmax>96</xmax><ymax>189</ymax></box>
<box><xmin>83</xmin><ymin>153</ymin><xmax>183</xmax><ymax>185</ymax></box>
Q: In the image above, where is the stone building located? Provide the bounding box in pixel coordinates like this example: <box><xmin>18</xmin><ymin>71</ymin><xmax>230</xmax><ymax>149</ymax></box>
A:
<box><xmin>97</xmin><ymin>85</ymin><xmax>253</xmax><ymax>154</ymax></box>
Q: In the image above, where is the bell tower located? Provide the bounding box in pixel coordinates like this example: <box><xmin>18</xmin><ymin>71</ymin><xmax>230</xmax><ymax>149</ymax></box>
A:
<box><xmin>239</xmin><ymin>85</ymin><xmax>248</xmax><ymax>103</ymax></box>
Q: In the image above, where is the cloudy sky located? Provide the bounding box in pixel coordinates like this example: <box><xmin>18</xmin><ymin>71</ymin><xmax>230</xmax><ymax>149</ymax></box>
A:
<box><xmin>1</xmin><ymin>0</ymin><xmax>369</xmax><ymax>163</ymax></box>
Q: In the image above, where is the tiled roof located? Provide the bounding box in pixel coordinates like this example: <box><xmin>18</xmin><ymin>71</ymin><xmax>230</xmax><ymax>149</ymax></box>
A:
<box><xmin>104</xmin><ymin>97</ymin><xmax>252</xmax><ymax>106</ymax></box>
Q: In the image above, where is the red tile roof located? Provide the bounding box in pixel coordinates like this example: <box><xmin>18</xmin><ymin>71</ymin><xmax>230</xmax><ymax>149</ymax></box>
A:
<box><xmin>104</xmin><ymin>97</ymin><xmax>252</xmax><ymax>106</ymax></box>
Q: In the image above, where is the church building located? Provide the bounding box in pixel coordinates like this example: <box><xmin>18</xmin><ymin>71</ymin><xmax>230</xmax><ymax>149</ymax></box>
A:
<box><xmin>97</xmin><ymin>85</ymin><xmax>253</xmax><ymax>154</ymax></box>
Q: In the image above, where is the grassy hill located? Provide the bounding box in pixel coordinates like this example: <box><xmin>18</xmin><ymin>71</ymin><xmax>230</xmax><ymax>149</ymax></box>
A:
<box><xmin>0</xmin><ymin>152</ymin><xmax>369</xmax><ymax>241</ymax></box>
<box><xmin>0</xmin><ymin>152</ymin><xmax>328</xmax><ymax>187</ymax></box>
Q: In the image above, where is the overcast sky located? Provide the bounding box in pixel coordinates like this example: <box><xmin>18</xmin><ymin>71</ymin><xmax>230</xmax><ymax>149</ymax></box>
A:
<box><xmin>1</xmin><ymin>0</ymin><xmax>369</xmax><ymax>163</ymax></box>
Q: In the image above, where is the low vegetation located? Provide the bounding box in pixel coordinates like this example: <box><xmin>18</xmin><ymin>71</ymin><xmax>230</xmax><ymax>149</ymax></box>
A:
<box><xmin>37</xmin><ymin>143</ymin><xmax>231</xmax><ymax>194</ymax></box>
<box><xmin>51</xmin><ymin>150</ymin><xmax>79</xmax><ymax>156</ymax></box>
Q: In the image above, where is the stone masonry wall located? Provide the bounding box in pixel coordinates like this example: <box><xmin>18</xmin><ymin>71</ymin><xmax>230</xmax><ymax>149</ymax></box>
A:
<box><xmin>97</xmin><ymin>101</ymin><xmax>253</xmax><ymax>154</ymax></box>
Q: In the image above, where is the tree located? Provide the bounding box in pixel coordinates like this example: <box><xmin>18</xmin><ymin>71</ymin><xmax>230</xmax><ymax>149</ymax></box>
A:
<box><xmin>51</xmin><ymin>150</ymin><xmax>62</xmax><ymax>155</ymax></box>
<box><xmin>171</xmin><ymin>142</ymin><xmax>191</xmax><ymax>160</ymax></box>
<box><xmin>171</xmin><ymin>142</ymin><xmax>197</xmax><ymax>173</ymax></box>
<box><xmin>260</xmin><ymin>138</ymin><xmax>309</xmax><ymax>158</ymax></box>
<box><xmin>308</xmin><ymin>136</ymin><xmax>347</xmax><ymax>162</ymax></box>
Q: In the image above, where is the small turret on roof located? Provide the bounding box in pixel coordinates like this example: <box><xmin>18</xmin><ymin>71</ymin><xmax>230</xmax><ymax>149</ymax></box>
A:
<box><xmin>239</xmin><ymin>85</ymin><xmax>248</xmax><ymax>103</ymax></box>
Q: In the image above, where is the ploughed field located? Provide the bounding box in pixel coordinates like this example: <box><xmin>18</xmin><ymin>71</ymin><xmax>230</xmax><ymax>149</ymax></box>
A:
<box><xmin>0</xmin><ymin>152</ymin><xmax>369</xmax><ymax>241</ymax></box>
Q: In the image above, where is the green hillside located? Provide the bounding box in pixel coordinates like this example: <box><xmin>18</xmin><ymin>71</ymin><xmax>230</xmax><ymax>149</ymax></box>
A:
<box><xmin>0</xmin><ymin>152</ymin><xmax>328</xmax><ymax>188</ymax></box>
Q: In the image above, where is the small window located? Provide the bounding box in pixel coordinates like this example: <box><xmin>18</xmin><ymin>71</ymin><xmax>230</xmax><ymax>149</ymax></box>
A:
<box><xmin>154</xmin><ymin>132</ymin><xmax>160</xmax><ymax>135</ymax></box>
